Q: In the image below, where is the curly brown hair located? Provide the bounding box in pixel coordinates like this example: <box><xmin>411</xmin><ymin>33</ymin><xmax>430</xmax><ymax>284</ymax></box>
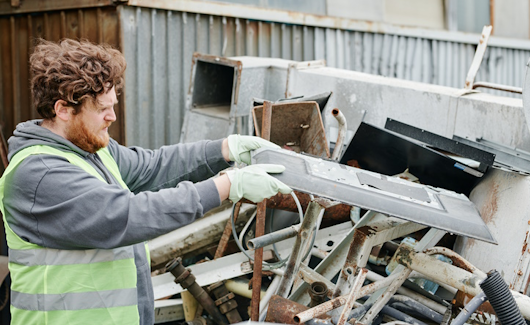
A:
<box><xmin>30</xmin><ymin>38</ymin><xmax>126</xmax><ymax>118</ymax></box>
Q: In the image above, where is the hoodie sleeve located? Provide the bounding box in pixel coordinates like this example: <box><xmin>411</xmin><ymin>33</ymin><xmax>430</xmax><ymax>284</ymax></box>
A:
<box><xmin>3</xmin><ymin>153</ymin><xmax>223</xmax><ymax>250</ymax></box>
<box><xmin>107</xmin><ymin>138</ymin><xmax>231</xmax><ymax>194</ymax></box>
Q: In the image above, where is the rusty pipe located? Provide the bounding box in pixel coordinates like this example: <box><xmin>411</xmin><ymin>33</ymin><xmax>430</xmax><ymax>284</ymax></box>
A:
<box><xmin>166</xmin><ymin>258</ymin><xmax>228</xmax><ymax>325</ymax></box>
<box><xmin>208</xmin><ymin>281</ymin><xmax>242</xmax><ymax>324</ymax></box>
<box><xmin>423</xmin><ymin>246</ymin><xmax>487</xmax><ymax>277</ymax></box>
<box><xmin>331</xmin><ymin>108</ymin><xmax>347</xmax><ymax>161</ymax></box>
<box><xmin>294</xmin><ymin>270</ymin><xmax>402</xmax><ymax>324</ymax></box>
<box><xmin>242</xmin><ymin>191</ymin><xmax>352</xmax><ymax>221</ymax></box>
<box><xmin>248</xmin><ymin>224</ymin><xmax>301</xmax><ymax>250</ymax></box>
<box><xmin>336</xmin><ymin>268</ymin><xmax>369</xmax><ymax>325</ymax></box>
<box><xmin>276</xmin><ymin>201</ymin><xmax>325</xmax><ymax>298</ymax></box>
<box><xmin>251</xmin><ymin>100</ymin><xmax>273</xmax><ymax>321</ymax></box>
<box><xmin>309</xmin><ymin>282</ymin><xmax>329</xmax><ymax>308</ymax></box>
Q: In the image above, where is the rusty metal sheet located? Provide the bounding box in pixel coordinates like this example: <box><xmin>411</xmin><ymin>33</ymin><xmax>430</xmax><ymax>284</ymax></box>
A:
<box><xmin>252</xmin><ymin>101</ymin><xmax>330</xmax><ymax>158</ymax></box>
<box><xmin>252</xmin><ymin>147</ymin><xmax>497</xmax><ymax>244</ymax></box>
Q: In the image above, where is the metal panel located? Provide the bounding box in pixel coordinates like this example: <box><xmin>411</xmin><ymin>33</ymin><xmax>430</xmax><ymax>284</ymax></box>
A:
<box><xmin>252</xmin><ymin>147</ymin><xmax>496</xmax><ymax>244</ymax></box>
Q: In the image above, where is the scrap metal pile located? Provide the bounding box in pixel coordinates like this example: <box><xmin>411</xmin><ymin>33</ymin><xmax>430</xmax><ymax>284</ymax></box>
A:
<box><xmin>150</xmin><ymin>44</ymin><xmax>530</xmax><ymax>325</ymax></box>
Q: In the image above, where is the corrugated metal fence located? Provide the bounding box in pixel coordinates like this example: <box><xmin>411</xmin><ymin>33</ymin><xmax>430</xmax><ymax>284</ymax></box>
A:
<box><xmin>2</xmin><ymin>3</ymin><xmax>530</xmax><ymax>148</ymax></box>
<box><xmin>119</xmin><ymin>5</ymin><xmax>530</xmax><ymax>148</ymax></box>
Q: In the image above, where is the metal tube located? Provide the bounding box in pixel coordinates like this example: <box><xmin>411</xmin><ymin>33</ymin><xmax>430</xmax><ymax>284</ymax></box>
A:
<box><xmin>276</xmin><ymin>201</ymin><xmax>324</xmax><ymax>298</ymax></box>
<box><xmin>259</xmin><ymin>275</ymin><xmax>282</xmax><ymax>321</ymax></box>
<box><xmin>423</xmin><ymin>246</ymin><xmax>487</xmax><ymax>277</ymax></box>
<box><xmin>336</xmin><ymin>268</ymin><xmax>369</xmax><ymax>325</ymax></box>
<box><xmin>472</xmin><ymin>81</ymin><xmax>523</xmax><ymax>94</ymax></box>
<box><xmin>360</xmin><ymin>267</ymin><xmax>413</xmax><ymax>324</ymax></box>
<box><xmin>247</xmin><ymin>224</ymin><xmax>301</xmax><ymax>250</ymax></box>
<box><xmin>242</xmin><ymin>191</ymin><xmax>352</xmax><ymax>221</ymax></box>
<box><xmin>450</xmin><ymin>292</ymin><xmax>488</xmax><ymax>325</ymax></box>
<box><xmin>331</xmin><ymin>108</ymin><xmax>347</xmax><ymax>161</ymax></box>
<box><xmin>165</xmin><ymin>258</ymin><xmax>228</xmax><ymax>325</ymax></box>
<box><xmin>389</xmin><ymin>295</ymin><xmax>443</xmax><ymax>323</ymax></box>
<box><xmin>294</xmin><ymin>271</ymin><xmax>401</xmax><ymax>323</ymax></box>
<box><xmin>397</xmin><ymin>245</ymin><xmax>530</xmax><ymax>320</ymax></box>
<box><xmin>250</xmin><ymin>100</ymin><xmax>272</xmax><ymax>321</ymax></box>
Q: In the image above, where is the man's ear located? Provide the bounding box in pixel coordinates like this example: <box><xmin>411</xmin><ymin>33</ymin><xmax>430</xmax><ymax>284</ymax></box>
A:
<box><xmin>54</xmin><ymin>100</ymin><xmax>73</xmax><ymax>121</ymax></box>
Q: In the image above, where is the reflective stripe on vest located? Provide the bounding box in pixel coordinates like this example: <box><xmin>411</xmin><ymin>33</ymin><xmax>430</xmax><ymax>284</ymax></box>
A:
<box><xmin>0</xmin><ymin>145</ymin><xmax>141</xmax><ymax>325</ymax></box>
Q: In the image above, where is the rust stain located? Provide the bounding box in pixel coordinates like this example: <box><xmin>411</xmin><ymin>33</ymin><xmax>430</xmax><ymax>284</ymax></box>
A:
<box><xmin>522</xmin><ymin>231</ymin><xmax>529</xmax><ymax>255</ymax></box>
<box><xmin>479</xmin><ymin>182</ymin><xmax>499</xmax><ymax>225</ymax></box>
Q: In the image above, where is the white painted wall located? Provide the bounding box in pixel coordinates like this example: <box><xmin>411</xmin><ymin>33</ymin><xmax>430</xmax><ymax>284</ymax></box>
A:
<box><xmin>493</xmin><ymin>0</ymin><xmax>529</xmax><ymax>39</ymax></box>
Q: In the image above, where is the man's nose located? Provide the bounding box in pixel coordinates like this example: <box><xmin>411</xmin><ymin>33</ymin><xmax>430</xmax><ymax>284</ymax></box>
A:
<box><xmin>106</xmin><ymin>108</ymin><xmax>117</xmax><ymax>122</ymax></box>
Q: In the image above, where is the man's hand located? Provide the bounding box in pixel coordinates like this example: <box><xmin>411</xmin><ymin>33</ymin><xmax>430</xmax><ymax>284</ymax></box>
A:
<box><xmin>226</xmin><ymin>134</ymin><xmax>280</xmax><ymax>165</ymax></box>
<box><xmin>225</xmin><ymin>164</ymin><xmax>292</xmax><ymax>203</ymax></box>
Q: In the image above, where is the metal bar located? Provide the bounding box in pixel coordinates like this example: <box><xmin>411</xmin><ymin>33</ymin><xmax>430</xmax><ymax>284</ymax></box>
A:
<box><xmin>331</xmin><ymin>108</ymin><xmax>347</xmax><ymax>161</ymax></box>
<box><xmin>247</xmin><ymin>224</ymin><xmax>301</xmax><ymax>250</ymax></box>
<box><xmin>250</xmin><ymin>100</ymin><xmax>272</xmax><ymax>321</ymax></box>
<box><xmin>472</xmin><ymin>81</ymin><xmax>522</xmax><ymax>94</ymax></box>
<box><xmin>294</xmin><ymin>268</ymin><xmax>403</xmax><ymax>323</ymax></box>
<box><xmin>336</xmin><ymin>268</ymin><xmax>368</xmax><ymax>325</ymax></box>
<box><xmin>361</xmin><ymin>228</ymin><xmax>447</xmax><ymax>324</ymax></box>
<box><xmin>450</xmin><ymin>292</ymin><xmax>488</xmax><ymax>325</ymax></box>
<box><xmin>332</xmin><ymin>218</ymin><xmax>427</xmax><ymax>298</ymax></box>
<box><xmin>276</xmin><ymin>200</ymin><xmax>325</xmax><ymax>297</ymax></box>
<box><xmin>423</xmin><ymin>247</ymin><xmax>487</xmax><ymax>277</ymax></box>
<box><xmin>464</xmin><ymin>26</ymin><xmax>493</xmax><ymax>89</ymax></box>
<box><xmin>258</xmin><ymin>275</ymin><xmax>281</xmax><ymax>321</ymax></box>
<box><xmin>214</xmin><ymin>202</ymin><xmax>241</xmax><ymax>259</ymax></box>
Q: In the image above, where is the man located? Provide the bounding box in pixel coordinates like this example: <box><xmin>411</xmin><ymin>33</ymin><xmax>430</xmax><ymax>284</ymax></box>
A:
<box><xmin>0</xmin><ymin>39</ymin><xmax>291</xmax><ymax>324</ymax></box>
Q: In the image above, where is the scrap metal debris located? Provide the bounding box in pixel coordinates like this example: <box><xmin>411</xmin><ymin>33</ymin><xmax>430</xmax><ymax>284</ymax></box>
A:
<box><xmin>151</xmin><ymin>47</ymin><xmax>530</xmax><ymax>325</ymax></box>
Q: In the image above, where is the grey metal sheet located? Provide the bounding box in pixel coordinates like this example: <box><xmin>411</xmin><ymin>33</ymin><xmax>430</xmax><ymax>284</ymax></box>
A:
<box><xmin>252</xmin><ymin>148</ymin><xmax>497</xmax><ymax>244</ymax></box>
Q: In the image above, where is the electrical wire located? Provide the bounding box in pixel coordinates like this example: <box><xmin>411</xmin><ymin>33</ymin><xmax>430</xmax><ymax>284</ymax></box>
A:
<box><xmin>231</xmin><ymin>191</ymin><xmax>321</xmax><ymax>270</ymax></box>
<box><xmin>231</xmin><ymin>191</ymin><xmax>306</xmax><ymax>270</ymax></box>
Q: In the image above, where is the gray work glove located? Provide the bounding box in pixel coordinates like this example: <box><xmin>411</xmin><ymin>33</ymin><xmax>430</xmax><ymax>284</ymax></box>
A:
<box><xmin>225</xmin><ymin>164</ymin><xmax>292</xmax><ymax>203</ymax></box>
<box><xmin>227</xmin><ymin>134</ymin><xmax>280</xmax><ymax>165</ymax></box>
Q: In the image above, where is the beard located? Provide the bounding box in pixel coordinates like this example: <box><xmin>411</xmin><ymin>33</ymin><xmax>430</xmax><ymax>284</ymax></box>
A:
<box><xmin>66</xmin><ymin>114</ymin><xmax>110</xmax><ymax>153</ymax></box>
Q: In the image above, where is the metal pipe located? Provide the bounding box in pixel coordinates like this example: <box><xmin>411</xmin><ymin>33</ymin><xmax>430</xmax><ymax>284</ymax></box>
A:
<box><xmin>309</xmin><ymin>282</ymin><xmax>329</xmax><ymax>308</ymax></box>
<box><xmin>276</xmin><ymin>201</ymin><xmax>324</xmax><ymax>298</ymax></box>
<box><xmin>450</xmin><ymin>292</ymin><xmax>488</xmax><ymax>325</ymax></box>
<box><xmin>472</xmin><ymin>81</ymin><xmax>523</xmax><ymax>94</ymax></box>
<box><xmin>259</xmin><ymin>275</ymin><xmax>282</xmax><ymax>322</ymax></box>
<box><xmin>165</xmin><ymin>258</ymin><xmax>228</xmax><ymax>325</ymax></box>
<box><xmin>336</xmin><ymin>268</ymin><xmax>369</xmax><ymax>325</ymax></box>
<box><xmin>423</xmin><ymin>246</ymin><xmax>487</xmax><ymax>277</ymax></box>
<box><xmin>250</xmin><ymin>100</ymin><xmax>272</xmax><ymax>321</ymax></box>
<box><xmin>396</xmin><ymin>245</ymin><xmax>530</xmax><ymax>320</ymax></box>
<box><xmin>294</xmin><ymin>270</ymin><xmax>402</xmax><ymax>323</ymax></box>
<box><xmin>247</xmin><ymin>224</ymin><xmax>301</xmax><ymax>250</ymax></box>
<box><xmin>331</xmin><ymin>108</ymin><xmax>347</xmax><ymax>161</ymax></box>
<box><xmin>242</xmin><ymin>191</ymin><xmax>352</xmax><ymax>221</ymax></box>
<box><xmin>208</xmin><ymin>281</ymin><xmax>243</xmax><ymax>324</ymax></box>
<box><xmin>360</xmin><ymin>267</ymin><xmax>413</xmax><ymax>324</ymax></box>
<box><xmin>389</xmin><ymin>295</ymin><xmax>443</xmax><ymax>323</ymax></box>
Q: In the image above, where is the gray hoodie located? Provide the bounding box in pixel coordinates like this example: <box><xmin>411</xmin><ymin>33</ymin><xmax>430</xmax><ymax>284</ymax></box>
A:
<box><xmin>3</xmin><ymin>120</ymin><xmax>231</xmax><ymax>324</ymax></box>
